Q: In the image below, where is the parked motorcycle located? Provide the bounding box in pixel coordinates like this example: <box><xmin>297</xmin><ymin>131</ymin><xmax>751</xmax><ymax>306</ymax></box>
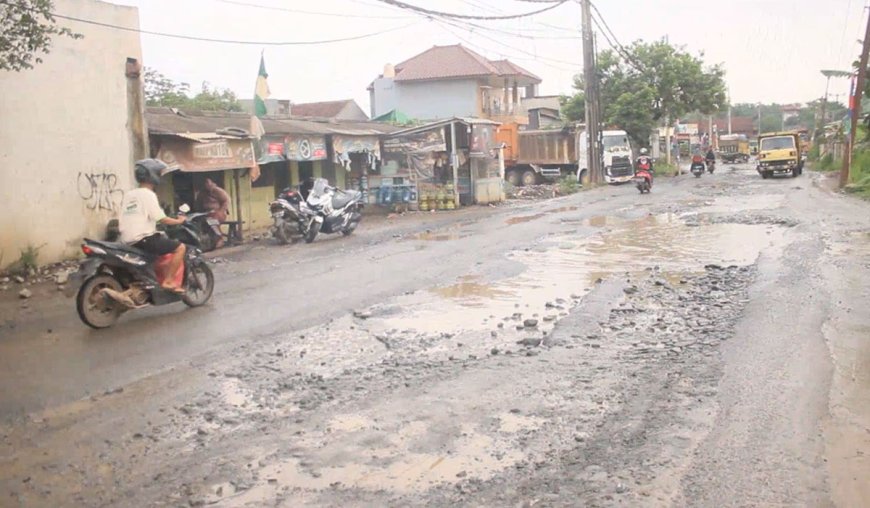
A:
<box><xmin>269</xmin><ymin>187</ymin><xmax>310</xmax><ymax>245</ymax></box>
<box><xmin>634</xmin><ymin>155</ymin><xmax>653</xmax><ymax>194</ymax></box>
<box><xmin>303</xmin><ymin>178</ymin><xmax>364</xmax><ymax>243</ymax></box>
<box><xmin>182</xmin><ymin>211</ymin><xmax>223</xmax><ymax>252</ymax></box>
<box><xmin>66</xmin><ymin>212</ymin><xmax>215</xmax><ymax>329</ymax></box>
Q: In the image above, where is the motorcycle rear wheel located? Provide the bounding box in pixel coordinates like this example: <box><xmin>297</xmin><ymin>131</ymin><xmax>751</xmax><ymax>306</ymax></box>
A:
<box><xmin>76</xmin><ymin>274</ymin><xmax>123</xmax><ymax>329</ymax></box>
<box><xmin>274</xmin><ymin>219</ymin><xmax>291</xmax><ymax>245</ymax></box>
<box><xmin>305</xmin><ymin>226</ymin><xmax>319</xmax><ymax>244</ymax></box>
<box><xmin>182</xmin><ymin>263</ymin><xmax>214</xmax><ymax>307</ymax></box>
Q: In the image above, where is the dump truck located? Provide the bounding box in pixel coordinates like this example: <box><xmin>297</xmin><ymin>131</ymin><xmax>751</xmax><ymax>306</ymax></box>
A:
<box><xmin>496</xmin><ymin>123</ymin><xmax>633</xmax><ymax>186</ymax></box>
<box><xmin>756</xmin><ymin>131</ymin><xmax>803</xmax><ymax>178</ymax></box>
<box><xmin>718</xmin><ymin>134</ymin><xmax>750</xmax><ymax>163</ymax></box>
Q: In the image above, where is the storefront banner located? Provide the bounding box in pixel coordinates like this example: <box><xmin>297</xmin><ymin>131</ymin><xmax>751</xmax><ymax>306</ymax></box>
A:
<box><xmin>158</xmin><ymin>138</ymin><xmax>254</xmax><ymax>172</ymax></box>
<box><xmin>285</xmin><ymin>135</ymin><xmax>327</xmax><ymax>161</ymax></box>
<box><xmin>470</xmin><ymin>124</ymin><xmax>495</xmax><ymax>156</ymax></box>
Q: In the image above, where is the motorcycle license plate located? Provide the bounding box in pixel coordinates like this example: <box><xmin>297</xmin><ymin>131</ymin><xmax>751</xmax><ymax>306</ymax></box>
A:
<box><xmin>314</xmin><ymin>216</ymin><xmax>324</xmax><ymax>223</ymax></box>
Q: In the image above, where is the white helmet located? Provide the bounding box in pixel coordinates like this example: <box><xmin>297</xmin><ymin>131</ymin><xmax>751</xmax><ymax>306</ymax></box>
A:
<box><xmin>639</xmin><ymin>148</ymin><xmax>649</xmax><ymax>155</ymax></box>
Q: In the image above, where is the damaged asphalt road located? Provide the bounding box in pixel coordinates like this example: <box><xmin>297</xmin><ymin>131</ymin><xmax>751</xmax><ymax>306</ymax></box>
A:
<box><xmin>1</xmin><ymin>164</ymin><xmax>869</xmax><ymax>507</ymax></box>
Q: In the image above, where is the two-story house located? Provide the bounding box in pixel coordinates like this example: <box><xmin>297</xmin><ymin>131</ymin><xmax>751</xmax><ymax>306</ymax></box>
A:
<box><xmin>368</xmin><ymin>44</ymin><xmax>541</xmax><ymax>124</ymax></box>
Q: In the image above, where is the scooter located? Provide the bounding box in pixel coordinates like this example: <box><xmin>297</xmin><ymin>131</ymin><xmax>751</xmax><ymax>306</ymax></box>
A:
<box><xmin>634</xmin><ymin>156</ymin><xmax>653</xmax><ymax>194</ymax></box>
<box><xmin>66</xmin><ymin>213</ymin><xmax>215</xmax><ymax>329</ymax></box>
<box><xmin>303</xmin><ymin>178</ymin><xmax>364</xmax><ymax>244</ymax></box>
<box><xmin>269</xmin><ymin>187</ymin><xmax>311</xmax><ymax>245</ymax></box>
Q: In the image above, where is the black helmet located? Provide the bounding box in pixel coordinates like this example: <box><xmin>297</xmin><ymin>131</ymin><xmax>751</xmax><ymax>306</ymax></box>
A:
<box><xmin>134</xmin><ymin>159</ymin><xmax>167</xmax><ymax>186</ymax></box>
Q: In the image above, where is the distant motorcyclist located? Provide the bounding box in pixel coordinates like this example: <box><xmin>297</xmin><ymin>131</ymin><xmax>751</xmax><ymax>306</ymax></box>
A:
<box><xmin>705</xmin><ymin>148</ymin><xmax>716</xmax><ymax>165</ymax></box>
<box><xmin>118</xmin><ymin>159</ymin><xmax>187</xmax><ymax>294</ymax></box>
<box><xmin>635</xmin><ymin>148</ymin><xmax>654</xmax><ymax>186</ymax></box>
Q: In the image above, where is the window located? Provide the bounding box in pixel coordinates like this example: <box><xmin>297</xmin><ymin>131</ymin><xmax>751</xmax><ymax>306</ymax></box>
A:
<box><xmin>760</xmin><ymin>136</ymin><xmax>795</xmax><ymax>151</ymax></box>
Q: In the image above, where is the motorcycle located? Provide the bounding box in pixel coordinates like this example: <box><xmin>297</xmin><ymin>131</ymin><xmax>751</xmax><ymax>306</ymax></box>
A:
<box><xmin>706</xmin><ymin>158</ymin><xmax>716</xmax><ymax>174</ymax></box>
<box><xmin>66</xmin><ymin>212</ymin><xmax>215</xmax><ymax>329</ymax></box>
<box><xmin>269</xmin><ymin>187</ymin><xmax>309</xmax><ymax>245</ymax></box>
<box><xmin>690</xmin><ymin>157</ymin><xmax>706</xmax><ymax>178</ymax></box>
<box><xmin>303</xmin><ymin>178</ymin><xmax>364</xmax><ymax>244</ymax></box>
<box><xmin>633</xmin><ymin>156</ymin><xmax>653</xmax><ymax>194</ymax></box>
<box><xmin>182</xmin><ymin>212</ymin><xmax>223</xmax><ymax>252</ymax></box>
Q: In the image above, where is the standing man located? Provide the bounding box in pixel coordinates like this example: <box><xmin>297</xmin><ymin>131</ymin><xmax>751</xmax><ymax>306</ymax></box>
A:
<box><xmin>196</xmin><ymin>178</ymin><xmax>230</xmax><ymax>248</ymax></box>
<box><xmin>119</xmin><ymin>159</ymin><xmax>187</xmax><ymax>293</ymax></box>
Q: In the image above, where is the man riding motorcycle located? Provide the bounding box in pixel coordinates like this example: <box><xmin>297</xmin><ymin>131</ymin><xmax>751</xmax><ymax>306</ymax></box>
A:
<box><xmin>118</xmin><ymin>159</ymin><xmax>187</xmax><ymax>293</ymax></box>
<box><xmin>635</xmin><ymin>148</ymin><xmax>654</xmax><ymax>187</ymax></box>
<box><xmin>705</xmin><ymin>148</ymin><xmax>716</xmax><ymax>168</ymax></box>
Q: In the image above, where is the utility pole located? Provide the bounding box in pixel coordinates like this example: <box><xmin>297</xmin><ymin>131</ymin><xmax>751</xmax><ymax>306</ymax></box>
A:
<box><xmin>842</xmin><ymin>8</ymin><xmax>870</xmax><ymax>187</ymax></box>
<box><xmin>757</xmin><ymin>103</ymin><xmax>762</xmax><ymax>136</ymax></box>
<box><xmin>580</xmin><ymin>0</ymin><xmax>602</xmax><ymax>184</ymax></box>
<box><xmin>728</xmin><ymin>105</ymin><xmax>732</xmax><ymax>135</ymax></box>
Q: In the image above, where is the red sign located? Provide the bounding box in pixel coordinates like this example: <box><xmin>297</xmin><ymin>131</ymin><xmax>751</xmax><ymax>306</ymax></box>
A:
<box><xmin>267</xmin><ymin>142</ymin><xmax>284</xmax><ymax>155</ymax></box>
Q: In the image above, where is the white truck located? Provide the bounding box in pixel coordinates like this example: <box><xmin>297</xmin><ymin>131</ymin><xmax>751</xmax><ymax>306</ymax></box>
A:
<box><xmin>577</xmin><ymin>129</ymin><xmax>634</xmax><ymax>184</ymax></box>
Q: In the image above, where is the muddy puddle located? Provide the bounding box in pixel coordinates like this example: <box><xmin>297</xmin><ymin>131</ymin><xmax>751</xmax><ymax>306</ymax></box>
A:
<box><xmin>505</xmin><ymin>206</ymin><xmax>579</xmax><ymax>225</ymax></box>
<box><xmin>378</xmin><ymin>213</ymin><xmax>787</xmax><ymax>337</ymax></box>
<box><xmin>224</xmin><ymin>419</ymin><xmax>523</xmax><ymax>505</ymax></box>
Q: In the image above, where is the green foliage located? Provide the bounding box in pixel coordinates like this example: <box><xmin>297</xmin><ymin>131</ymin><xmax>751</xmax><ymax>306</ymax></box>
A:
<box><xmin>1</xmin><ymin>0</ymin><xmax>82</xmax><ymax>72</ymax></box>
<box><xmin>563</xmin><ymin>40</ymin><xmax>727</xmax><ymax>147</ymax></box>
<box><xmin>817</xmin><ymin>152</ymin><xmax>837</xmax><ymax>171</ymax></box>
<box><xmin>558</xmin><ymin>176</ymin><xmax>580</xmax><ymax>195</ymax></box>
<box><xmin>4</xmin><ymin>244</ymin><xmax>44</xmax><ymax>276</ymax></box>
<box><xmin>559</xmin><ymin>94</ymin><xmax>585</xmax><ymax>123</ymax></box>
<box><xmin>808</xmin><ymin>143</ymin><xmax>820</xmax><ymax>162</ymax></box>
<box><xmin>144</xmin><ymin>68</ymin><xmax>242</xmax><ymax>112</ymax></box>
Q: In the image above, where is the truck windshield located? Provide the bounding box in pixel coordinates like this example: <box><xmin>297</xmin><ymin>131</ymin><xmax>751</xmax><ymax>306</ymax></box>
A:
<box><xmin>603</xmin><ymin>135</ymin><xmax>629</xmax><ymax>151</ymax></box>
<box><xmin>760</xmin><ymin>136</ymin><xmax>795</xmax><ymax>151</ymax></box>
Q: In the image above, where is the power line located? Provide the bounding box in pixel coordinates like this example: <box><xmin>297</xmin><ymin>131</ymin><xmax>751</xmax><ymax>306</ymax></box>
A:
<box><xmin>436</xmin><ymin>16</ymin><xmax>582</xmax><ymax>67</ymax></box>
<box><xmin>211</xmin><ymin>0</ymin><xmax>412</xmax><ymax>19</ymax></box>
<box><xmin>436</xmin><ymin>19</ymin><xmax>579</xmax><ymax>73</ymax></box>
<box><xmin>49</xmin><ymin>11</ymin><xmax>418</xmax><ymax>45</ymax></box>
<box><xmin>367</xmin><ymin>0</ymin><xmax>568</xmax><ymax>20</ymax></box>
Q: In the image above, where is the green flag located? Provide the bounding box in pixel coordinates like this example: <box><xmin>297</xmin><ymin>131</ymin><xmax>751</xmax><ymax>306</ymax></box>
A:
<box><xmin>254</xmin><ymin>54</ymin><xmax>270</xmax><ymax>117</ymax></box>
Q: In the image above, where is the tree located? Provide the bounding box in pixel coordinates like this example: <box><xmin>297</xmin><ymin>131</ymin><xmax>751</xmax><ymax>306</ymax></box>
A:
<box><xmin>562</xmin><ymin>40</ymin><xmax>727</xmax><ymax>147</ymax></box>
<box><xmin>559</xmin><ymin>93</ymin><xmax>584</xmax><ymax>123</ymax></box>
<box><xmin>144</xmin><ymin>68</ymin><xmax>242</xmax><ymax>112</ymax></box>
<box><xmin>1</xmin><ymin>0</ymin><xmax>81</xmax><ymax>72</ymax></box>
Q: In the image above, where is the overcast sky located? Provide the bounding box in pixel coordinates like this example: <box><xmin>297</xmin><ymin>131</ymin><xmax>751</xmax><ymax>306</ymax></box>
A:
<box><xmin>99</xmin><ymin>0</ymin><xmax>865</xmax><ymax>113</ymax></box>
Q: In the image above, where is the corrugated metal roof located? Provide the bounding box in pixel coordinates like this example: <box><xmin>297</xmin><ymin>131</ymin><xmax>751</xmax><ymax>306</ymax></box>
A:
<box><xmin>146</xmin><ymin>107</ymin><xmax>400</xmax><ymax>137</ymax></box>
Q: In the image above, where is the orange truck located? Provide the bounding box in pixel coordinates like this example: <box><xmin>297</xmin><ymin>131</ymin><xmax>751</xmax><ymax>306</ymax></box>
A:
<box><xmin>496</xmin><ymin>122</ymin><xmax>633</xmax><ymax>186</ymax></box>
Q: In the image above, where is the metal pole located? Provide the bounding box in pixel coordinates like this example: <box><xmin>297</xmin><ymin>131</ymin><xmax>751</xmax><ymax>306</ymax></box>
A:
<box><xmin>728</xmin><ymin>105</ymin><xmax>732</xmax><ymax>135</ymax></box>
<box><xmin>842</xmin><ymin>8</ymin><xmax>870</xmax><ymax>187</ymax></box>
<box><xmin>450</xmin><ymin>121</ymin><xmax>460</xmax><ymax>206</ymax></box>
<box><xmin>581</xmin><ymin>0</ymin><xmax>602</xmax><ymax>184</ymax></box>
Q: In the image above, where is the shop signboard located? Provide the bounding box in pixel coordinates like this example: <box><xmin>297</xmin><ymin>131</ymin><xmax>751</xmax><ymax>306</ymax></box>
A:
<box><xmin>285</xmin><ymin>135</ymin><xmax>327</xmax><ymax>161</ymax></box>
<box><xmin>157</xmin><ymin>137</ymin><xmax>254</xmax><ymax>172</ymax></box>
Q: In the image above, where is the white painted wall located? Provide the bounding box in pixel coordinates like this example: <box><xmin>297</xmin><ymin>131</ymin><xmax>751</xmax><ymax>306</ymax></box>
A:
<box><xmin>396</xmin><ymin>79</ymin><xmax>480</xmax><ymax>120</ymax></box>
<box><xmin>0</xmin><ymin>0</ymin><xmax>142</xmax><ymax>268</ymax></box>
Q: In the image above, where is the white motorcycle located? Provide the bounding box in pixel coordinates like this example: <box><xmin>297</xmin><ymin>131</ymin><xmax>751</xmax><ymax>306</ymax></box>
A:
<box><xmin>303</xmin><ymin>178</ymin><xmax>364</xmax><ymax>244</ymax></box>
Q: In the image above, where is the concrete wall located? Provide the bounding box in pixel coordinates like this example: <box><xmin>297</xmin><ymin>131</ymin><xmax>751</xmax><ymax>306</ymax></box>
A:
<box><xmin>371</xmin><ymin>77</ymin><xmax>398</xmax><ymax>118</ymax></box>
<box><xmin>0</xmin><ymin>0</ymin><xmax>142</xmax><ymax>268</ymax></box>
<box><xmin>395</xmin><ymin>79</ymin><xmax>480</xmax><ymax>120</ymax></box>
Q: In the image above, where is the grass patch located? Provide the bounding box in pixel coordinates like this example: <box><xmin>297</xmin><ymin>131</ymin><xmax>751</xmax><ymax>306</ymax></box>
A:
<box><xmin>846</xmin><ymin>147</ymin><xmax>870</xmax><ymax>198</ymax></box>
<box><xmin>817</xmin><ymin>153</ymin><xmax>839</xmax><ymax>171</ymax></box>
<box><xmin>558</xmin><ymin>176</ymin><xmax>580</xmax><ymax>195</ymax></box>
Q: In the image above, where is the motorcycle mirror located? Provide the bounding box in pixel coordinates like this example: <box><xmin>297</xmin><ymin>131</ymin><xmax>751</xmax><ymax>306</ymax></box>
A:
<box><xmin>179</xmin><ymin>203</ymin><xmax>191</xmax><ymax>213</ymax></box>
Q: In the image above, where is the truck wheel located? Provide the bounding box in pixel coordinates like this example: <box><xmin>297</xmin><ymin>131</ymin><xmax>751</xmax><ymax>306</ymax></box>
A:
<box><xmin>506</xmin><ymin>170</ymin><xmax>522</xmax><ymax>187</ymax></box>
<box><xmin>577</xmin><ymin>168</ymin><xmax>588</xmax><ymax>186</ymax></box>
<box><xmin>521</xmin><ymin>169</ymin><xmax>538</xmax><ymax>186</ymax></box>
<box><xmin>792</xmin><ymin>167</ymin><xmax>799</xmax><ymax>178</ymax></box>
<box><xmin>761</xmin><ymin>171</ymin><xmax>770</xmax><ymax>179</ymax></box>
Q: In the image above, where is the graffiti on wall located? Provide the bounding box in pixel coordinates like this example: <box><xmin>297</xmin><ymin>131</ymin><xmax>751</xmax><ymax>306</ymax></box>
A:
<box><xmin>77</xmin><ymin>172</ymin><xmax>125</xmax><ymax>212</ymax></box>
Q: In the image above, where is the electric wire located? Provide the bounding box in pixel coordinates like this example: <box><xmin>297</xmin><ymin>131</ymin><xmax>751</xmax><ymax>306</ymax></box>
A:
<box><xmin>366</xmin><ymin>0</ymin><xmax>568</xmax><ymax>20</ymax></box>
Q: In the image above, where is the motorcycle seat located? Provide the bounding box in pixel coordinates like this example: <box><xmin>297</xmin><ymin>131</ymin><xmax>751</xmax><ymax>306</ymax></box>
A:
<box><xmin>332</xmin><ymin>191</ymin><xmax>360</xmax><ymax>210</ymax></box>
<box><xmin>85</xmin><ymin>238</ymin><xmax>151</xmax><ymax>257</ymax></box>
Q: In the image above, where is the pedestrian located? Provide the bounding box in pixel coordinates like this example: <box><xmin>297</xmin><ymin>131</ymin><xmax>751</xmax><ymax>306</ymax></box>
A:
<box><xmin>196</xmin><ymin>178</ymin><xmax>230</xmax><ymax>248</ymax></box>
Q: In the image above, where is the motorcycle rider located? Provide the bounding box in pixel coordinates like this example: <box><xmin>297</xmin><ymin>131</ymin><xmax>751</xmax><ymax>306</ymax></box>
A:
<box><xmin>635</xmin><ymin>148</ymin><xmax>654</xmax><ymax>187</ymax></box>
<box><xmin>118</xmin><ymin>159</ymin><xmax>187</xmax><ymax>294</ymax></box>
<box><xmin>705</xmin><ymin>147</ymin><xmax>716</xmax><ymax>168</ymax></box>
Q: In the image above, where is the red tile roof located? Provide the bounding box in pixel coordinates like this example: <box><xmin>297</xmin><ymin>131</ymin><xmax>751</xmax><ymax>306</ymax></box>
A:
<box><xmin>291</xmin><ymin>99</ymin><xmax>353</xmax><ymax>118</ymax></box>
<box><xmin>490</xmin><ymin>59</ymin><xmax>541</xmax><ymax>82</ymax></box>
<box><xmin>393</xmin><ymin>44</ymin><xmax>541</xmax><ymax>83</ymax></box>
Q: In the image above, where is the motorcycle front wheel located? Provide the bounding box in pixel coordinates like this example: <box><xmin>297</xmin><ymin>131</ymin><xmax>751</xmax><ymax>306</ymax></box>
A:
<box><xmin>76</xmin><ymin>274</ymin><xmax>123</xmax><ymax>329</ymax></box>
<box><xmin>183</xmin><ymin>263</ymin><xmax>214</xmax><ymax>307</ymax></box>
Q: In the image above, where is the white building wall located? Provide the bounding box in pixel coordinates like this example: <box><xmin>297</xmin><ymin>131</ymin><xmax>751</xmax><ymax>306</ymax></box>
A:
<box><xmin>395</xmin><ymin>79</ymin><xmax>480</xmax><ymax>120</ymax></box>
<box><xmin>0</xmin><ymin>0</ymin><xmax>142</xmax><ymax>268</ymax></box>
